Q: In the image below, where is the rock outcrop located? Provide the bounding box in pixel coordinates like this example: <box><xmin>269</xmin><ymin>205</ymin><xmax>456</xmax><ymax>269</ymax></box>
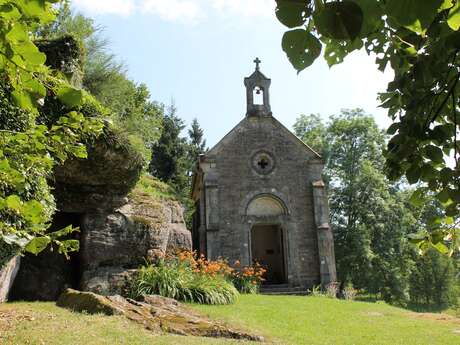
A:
<box><xmin>0</xmin><ymin>256</ymin><xmax>21</xmax><ymax>303</ymax></box>
<box><xmin>8</xmin><ymin>37</ymin><xmax>192</xmax><ymax>302</ymax></box>
<box><xmin>79</xmin><ymin>196</ymin><xmax>192</xmax><ymax>295</ymax></box>
<box><xmin>57</xmin><ymin>289</ymin><xmax>263</xmax><ymax>341</ymax></box>
<box><xmin>11</xmin><ymin>134</ymin><xmax>191</xmax><ymax>300</ymax></box>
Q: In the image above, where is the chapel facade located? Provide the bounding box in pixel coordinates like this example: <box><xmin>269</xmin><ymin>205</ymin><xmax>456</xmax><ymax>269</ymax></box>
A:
<box><xmin>191</xmin><ymin>59</ymin><xmax>336</xmax><ymax>288</ymax></box>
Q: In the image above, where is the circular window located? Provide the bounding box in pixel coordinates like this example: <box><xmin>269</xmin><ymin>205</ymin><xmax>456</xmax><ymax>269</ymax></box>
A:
<box><xmin>252</xmin><ymin>151</ymin><xmax>275</xmax><ymax>175</ymax></box>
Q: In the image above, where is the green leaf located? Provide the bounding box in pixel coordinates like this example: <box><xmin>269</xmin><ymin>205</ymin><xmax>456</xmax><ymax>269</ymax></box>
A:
<box><xmin>436</xmin><ymin>188</ymin><xmax>450</xmax><ymax>203</ymax></box>
<box><xmin>323</xmin><ymin>37</ymin><xmax>363</xmax><ymax>66</ymax></box>
<box><xmin>11</xmin><ymin>90</ymin><xmax>34</xmax><ymax>110</ymax></box>
<box><xmin>0</xmin><ymin>4</ymin><xmax>21</xmax><ymax>20</ymax></box>
<box><xmin>5</xmin><ymin>195</ymin><xmax>21</xmax><ymax>211</ymax></box>
<box><xmin>314</xmin><ymin>1</ymin><xmax>363</xmax><ymax>40</ymax></box>
<box><xmin>352</xmin><ymin>0</ymin><xmax>384</xmax><ymax>36</ymax></box>
<box><xmin>5</xmin><ymin>23</ymin><xmax>28</xmax><ymax>42</ymax></box>
<box><xmin>25</xmin><ymin>237</ymin><xmax>51</xmax><ymax>255</ymax></box>
<box><xmin>432</xmin><ymin>241</ymin><xmax>449</xmax><ymax>254</ymax></box>
<box><xmin>22</xmin><ymin>200</ymin><xmax>44</xmax><ymax>223</ymax></box>
<box><xmin>439</xmin><ymin>167</ymin><xmax>454</xmax><ymax>184</ymax></box>
<box><xmin>409</xmin><ymin>189</ymin><xmax>425</xmax><ymax>206</ymax></box>
<box><xmin>58</xmin><ymin>239</ymin><xmax>80</xmax><ymax>256</ymax></box>
<box><xmin>387</xmin><ymin>122</ymin><xmax>400</xmax><ymax>135</ymax></box>
<box><xmin>14</xmin><ymin>42</ymin><xmax>46</xmax><ymax>66</ymax></box>
<box><xmin>275</xmin><ymin>0</ymin><xmax>312</xmax><ymax>28</ymax></box>
<box><xmin>282</xmin><ymin>29</ymin><xmax>322</xmax><ymax>72</ymax></box>
<box><xmin>386</xmin><ymin>0</ymin><xmax>448</xmax><ymax>34</ymax></box>
<box><xmin>406</xmin><ymin>164</ymin><xmax>421</xmax><ymax>184</ymax></box>
<box><xmin>448</xmin><ymin>188</ymin><xmax>460</xmax><ymax>203</ymax></box>
<box><xmin>448</xmin><ymin>1</ymin><xmax>460</xmax><ymax>30</ymax></box>
<box><xmin>56</xmin><ymin>86</ymin><xmax>84</xmax><ymax>108</ymax></box>
<box><xmin>424</xmin><ymin>145</ymin><xmax>444</xmax><ymax>163</ymax></box>
<box><xmin>48</xmin><ymin>225</ymin><xmax>78</xmax><ymax>240</ymax></box>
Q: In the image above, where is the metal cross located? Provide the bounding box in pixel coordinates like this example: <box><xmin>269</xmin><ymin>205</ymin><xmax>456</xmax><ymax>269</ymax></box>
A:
<box><xmin>254</xmin><ymin>57</ymin><xmax>261</xmax><ymax>71</ymax></box>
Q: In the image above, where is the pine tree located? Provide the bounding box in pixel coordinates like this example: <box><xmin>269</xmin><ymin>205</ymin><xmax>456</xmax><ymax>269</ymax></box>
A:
<box><xmin>186</xmin><ymin>118</ymin><xmax>207</xmax><ymax>177</ymax></box>
<box><xmin>149</xmin><ymin>103</ymin><xmax>187</xmax><ymax>193</ymax></box>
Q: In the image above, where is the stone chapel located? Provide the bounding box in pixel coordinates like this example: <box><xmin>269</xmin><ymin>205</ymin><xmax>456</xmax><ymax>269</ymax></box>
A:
<box><xmin>191</xmin><ymin>59</ymin><xmax>336</xmax><ymax>289</ymax></box>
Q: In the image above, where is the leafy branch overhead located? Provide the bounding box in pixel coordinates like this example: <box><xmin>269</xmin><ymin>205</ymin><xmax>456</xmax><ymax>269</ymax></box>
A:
<box><xmin>0</xmin><ymin>0</ymin><xmax>103</xmax><ymax>259</ymax></box>
<box><xmin>276</xmin><ymin>0</ymin><xmax>460</xmax><ymax>254</ymax></box>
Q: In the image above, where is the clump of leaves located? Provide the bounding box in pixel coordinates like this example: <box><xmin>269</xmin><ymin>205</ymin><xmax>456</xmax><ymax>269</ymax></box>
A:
<box><xmin>275</xmin><ymin>0</ymin><xmax>460</xmax><ymax>254</ymax></box>
<box><xmin>0</xmin><ymin>1</ymin><xmax>104</xmax><ymax>259</ymax></box>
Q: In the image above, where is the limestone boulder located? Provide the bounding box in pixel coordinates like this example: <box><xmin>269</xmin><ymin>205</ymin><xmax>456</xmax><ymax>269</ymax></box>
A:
<box><xmin>79</xmin><ymin>195</ymin><xmax>191</xmax><ymax>296</ymax></box>
<box><xmin>0</xmin><ymin>256</ymin><xmax>21</xmax><ymax>302</ymax></box>
<box><xmin>53</xmin><ymin>130</ymin><xmax>143</xmax><ymax>213</ymax></box>
<box><xmin>80</xmin><ymin>267</ymin><xmax>137</xmax><ymax>296</ymax></box>
<box><xmin>81</xmin><ymin>198</ymin><xmax>191</xmax><ymax>270</ymax></box>
<box><xmin>57</xmin><ymin>289</ymin><xmax>263</xmax><ymax>341</ymax></box>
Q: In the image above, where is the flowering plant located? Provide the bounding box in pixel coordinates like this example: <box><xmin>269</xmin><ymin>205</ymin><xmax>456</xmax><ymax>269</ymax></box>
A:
<box><xmin>231</xmin><ymin>260</ymin><xmax>267</xmax><ymax>294</ymax></box>
<box><xmin>174</xmin><ymin>251</ymin><xmax>266</xmax><ymax>294</ymax></box>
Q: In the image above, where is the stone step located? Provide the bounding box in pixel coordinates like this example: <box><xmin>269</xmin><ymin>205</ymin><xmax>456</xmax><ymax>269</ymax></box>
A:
<box><xmin>259</xmin><ymin>285</ymin><xmax>309</xmax><ymax>296</ymax></box>
<box><xmin>259</xmin><ymin>289</ymin><xmax>309</xmax><ymax>296</ymax></box>
<box><xmin>261</xmin><ymin>284</ymin><xmax>289</xmax><ymax>289</ymax></box>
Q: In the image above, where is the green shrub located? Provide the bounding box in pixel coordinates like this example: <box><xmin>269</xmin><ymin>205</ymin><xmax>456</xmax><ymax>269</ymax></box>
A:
<box><xmin>130</xmin><ymin>257</ymin><xmax>238</xmax><ymax>305</ymax></box>
<box><xmin>409</xmin><ymin>248</ymin><xmax>459</xmax><ymax>309</ymax></box>
<box><xmin>187</xmin><ymin>274</ymin><xmax>238</xmax><ymax>305</ymax></box>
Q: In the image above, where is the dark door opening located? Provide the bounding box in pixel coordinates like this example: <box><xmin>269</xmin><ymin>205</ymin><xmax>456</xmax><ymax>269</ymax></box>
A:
<box><xmin>251</xmin><ymin>224</ymin><xmax>286</xmax><ymax>284</ymax></box>
<box><xmin>10</xmin><ymin>212</ymin><xmax>83</xmax><ymax>301</ymax></box>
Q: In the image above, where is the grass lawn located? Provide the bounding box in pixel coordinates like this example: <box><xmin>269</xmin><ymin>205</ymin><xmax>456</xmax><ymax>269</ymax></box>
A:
<box><xmin>1</xmin><ymin>295</ymin><xmax>460</xmax><ymax>345</ymax></box>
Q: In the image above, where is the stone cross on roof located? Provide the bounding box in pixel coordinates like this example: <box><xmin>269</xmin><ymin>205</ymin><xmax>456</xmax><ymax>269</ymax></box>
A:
<box><xmin>254</xmin><ymin>57</ymin><xmax>261</xmax><ymax>71</ymax></box>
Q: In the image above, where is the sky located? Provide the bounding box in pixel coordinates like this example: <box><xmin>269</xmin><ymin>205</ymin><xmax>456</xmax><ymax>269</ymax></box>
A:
<box><xmin>72</xmin><ymin>0</ymin><xmax>394</xmax><ymax>147</ymax></box>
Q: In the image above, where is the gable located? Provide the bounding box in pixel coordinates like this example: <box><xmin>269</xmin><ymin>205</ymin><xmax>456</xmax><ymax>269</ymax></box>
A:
<box><xmin>205</xmin><ymin>115</ymin><xmax>322</xmax><ymax>161</ymax></box>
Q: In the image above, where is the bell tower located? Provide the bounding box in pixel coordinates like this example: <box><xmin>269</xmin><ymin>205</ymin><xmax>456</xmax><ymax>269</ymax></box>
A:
<box><xmin>244</xmin><ymin>57</ymin><xmax>272</xmax><ymax>117</ymax></box>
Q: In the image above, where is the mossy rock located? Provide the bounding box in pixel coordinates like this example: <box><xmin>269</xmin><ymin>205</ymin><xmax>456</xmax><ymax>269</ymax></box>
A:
<box><xmin>56</xmin><ymin>289</ymin><xmax>118</xmax><ymax>315</ymax></box>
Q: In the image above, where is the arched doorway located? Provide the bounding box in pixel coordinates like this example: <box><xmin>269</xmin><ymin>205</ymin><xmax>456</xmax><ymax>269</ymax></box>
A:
<box><xmin>246</xmin><ymin>195</ymin><xmax>287</xmax><ymax>284</ymax></box>
<box><xmin>251</xmin><ymin>224</ymin><xmax>286</xmax><ymax>284</ymax></box>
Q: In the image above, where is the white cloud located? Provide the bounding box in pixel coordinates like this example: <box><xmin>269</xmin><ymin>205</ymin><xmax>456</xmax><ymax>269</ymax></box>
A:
<box><xmin>142</xmin><ymin>0</ymin><xmax>201</xmax><ymax>22</ymax></box>
<box><xmin>211</xmin><ymin>0</ymin><xmax>275</xmax><ymax>17</ymax></box>
<box><xmin>73</xmin><ymin>0</ymin><xmax>136</xmax><ymax>16</ymax></box>
<box><xmin>72</xmin><ymin>0</ymin><xmax>275</xmax><ymax>22</ymax></box>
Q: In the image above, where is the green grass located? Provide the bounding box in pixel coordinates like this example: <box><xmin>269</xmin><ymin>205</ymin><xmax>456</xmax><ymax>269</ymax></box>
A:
<box><xmin>192</xmin><ymin>295</ymin><xmax>460</xmax><ymax>345</ymax></box>
<box><xmin>129</xmin><ymin>174</ymin><xmax>178</xmax><ymax>201</ymax></box>
<box><xmin>0</xmin><ymin>302</ymin><xmax>241</xmax><ymax>345</ymax></box>
<box><xmin>1</xmin><ymin>295</ymin><xmax>460</xmax><ymax>345</ymax></box>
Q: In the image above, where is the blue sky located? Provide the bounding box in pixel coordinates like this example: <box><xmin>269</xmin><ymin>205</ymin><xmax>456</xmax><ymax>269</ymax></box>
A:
<box><xmin>73</xmin><ymin>0</ymin><xmax>393</xmax><ymax>147</ymax></box>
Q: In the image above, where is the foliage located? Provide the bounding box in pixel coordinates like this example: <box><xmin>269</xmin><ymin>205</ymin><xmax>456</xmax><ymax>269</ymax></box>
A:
<box><xmin>130</xmin><ymin>252</ymin><xmax>238</xmax><ymax>305</ymax></box>
<box><xmin>275</xmin><ymin>0</ymin><xmax>460</xmax><ymax>251</ymax></box>
<box><xmin>409</xmin><ymin>248</ymin><xmax>459</xmax><ymax>309</ymax></box>
<box><xmin>294</xmin><ymin>110</ymin><xmax>416</xmax><ymax>303</ymax></box>
<box><xmin>36</xmin><ymin>4</ymin><xmax>163</xmax><ymax>164</ymax></box>
<box><xmin>149</xmin><ymin>103</ymin><xmax>187</xmax><ymax>193</ymax></box>
<box><xmin>186</xmin><ymin>117</ymin><xmax>207</xmax><ymax>173</ymax></box>
<box><xmin>0</xmin><ymin>1</ymin><xmax>103</xmax><ymax>259</ymax></box>
<box><xmin>293</xmin><ymin>113</ymin><xmax>327</xmax><ymax>155</ymax></box>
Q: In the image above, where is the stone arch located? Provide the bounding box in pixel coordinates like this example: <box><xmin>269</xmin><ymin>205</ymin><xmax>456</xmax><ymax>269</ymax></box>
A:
<box><xmin>246</xmin><ymin>194</ymin><xmax>288</xmax><ymax>217</ymax></box>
